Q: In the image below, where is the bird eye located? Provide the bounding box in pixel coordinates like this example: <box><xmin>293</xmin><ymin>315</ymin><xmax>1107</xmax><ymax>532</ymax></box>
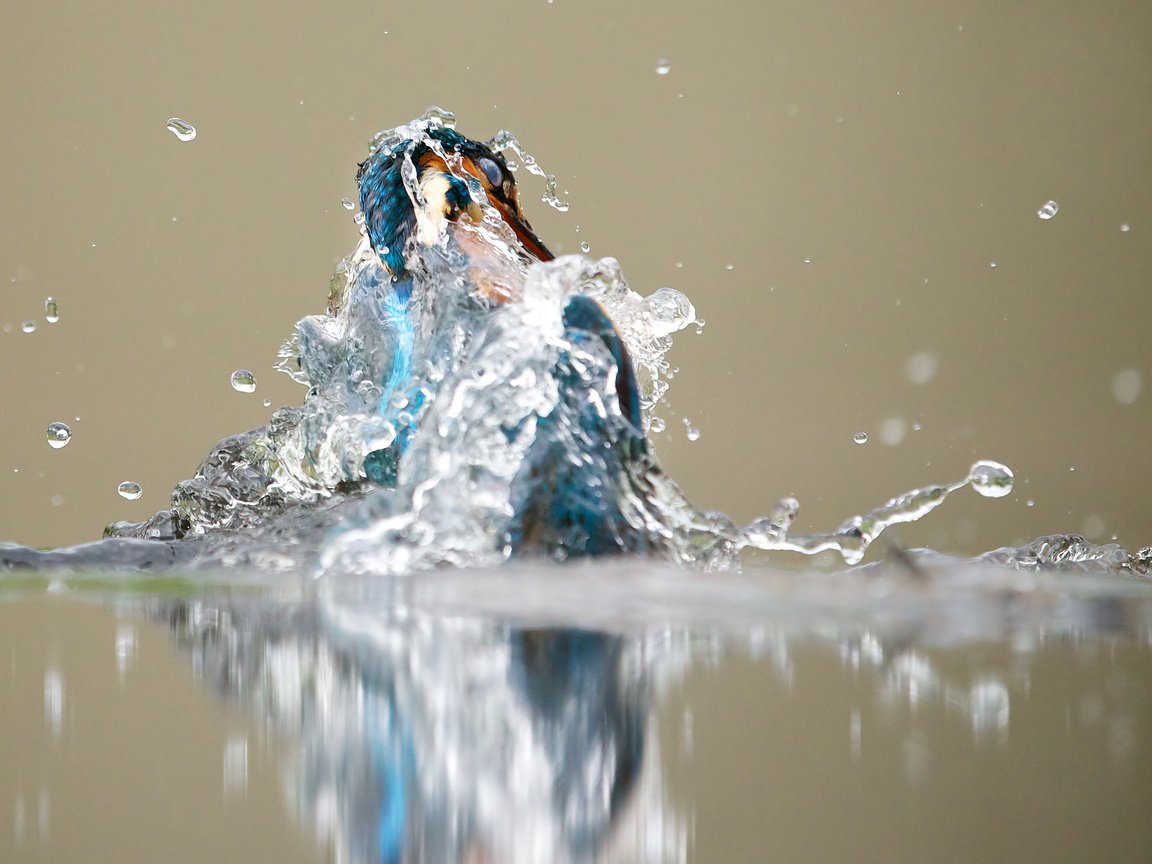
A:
<box><xmin>476</xmin><ymin>157</ymin><xmax>505</xmax><ymax>188</ymax></box>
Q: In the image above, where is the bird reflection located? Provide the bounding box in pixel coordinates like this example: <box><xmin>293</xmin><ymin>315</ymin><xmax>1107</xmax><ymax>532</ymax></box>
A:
<box><xmin>156</xmin><ymin>593</ymin><xmax>665</xmax><ymax>864</ymax></box>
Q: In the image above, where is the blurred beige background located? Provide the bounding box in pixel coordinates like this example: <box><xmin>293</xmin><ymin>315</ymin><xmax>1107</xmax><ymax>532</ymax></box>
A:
<box><xmin>1</xmin><ymin>0</ymin><xmax>1149</xmax><ymax>556</ymax></box>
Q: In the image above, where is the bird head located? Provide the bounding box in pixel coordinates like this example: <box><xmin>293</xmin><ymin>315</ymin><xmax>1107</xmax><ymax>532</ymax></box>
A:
<box><xmin>356</xmin><ymin>124</ymin><xmax>553</xmax><ymax>290</ymax></box>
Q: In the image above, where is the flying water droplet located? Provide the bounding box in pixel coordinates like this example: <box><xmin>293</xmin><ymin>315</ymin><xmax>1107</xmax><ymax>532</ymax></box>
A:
<box><xmin>1120</xmin><ymin>223</ymin><xmax>1131</xmax><ymax>233</ymax></box>
<box><xmin>44</xmin><ymin>298</ymin><xmax>59</xmax><ymax>323</ymax></box>
<box><xmin>685</xmin><ymin>425</ymin><xmax>701</xmax><ymax>442</ymax></box>
<box><xmin>580</xmin><ymin>241</ymin><xmax>591</xmax><ymax>253</ymax></box>
<box><xmin>989</xmin><ymin>261</ymin><xmax>998</xmax><ymax>268</ymax></box>
<box><xmin>968</xmin><ymin>460</ymin><xmax>1014</xmax><ymax>498</ymax></box>
<box><xmin>853</xmin><ymin>432</ymin><xmax>869</xmax><ymax>445</ymax></box>
<box><xmin>230</xmin><ymin>369</ymin><xmax>257</xmax><ymax>393</ymax></box>
<box><xmin>22</xmin><ymin>321</ymin><xmax>36</xmax><ymax>333</ymax></box>
<box><xmin>165</xmin><ymin>117</ymin><xmax>196</xmax><ymax>142</ymax></box>
<box><xmin>341</xmin><ymin>197</ymin><xmax>355</xmax><ymax>211</ymax></box>
<box><xmin>541</xmin><ymin>175</ymin><xmax>569</xmax><ymax>212</ymax></box>
<box><xmin>646</xmin><ymin>287</ymin><xmax>697</xmax><ymax>337</ymax></box>
<box><xmin>655</xmin><ymin>59</ymin><xmax>671</xmax><ymax>76</ymax></box>
<box><xmin>117</xmin><ymin>481</ymin><xmax>142</xmax><ymax>500</ymax></box>
<box><xmin>649</xmin><ymin>416</ymin><xmax>666</xmax><ymax>433</ymax></box>
<box><xmin>46</xmin><ymin>422</ymin><xmax>71</xmax><ymax>449</ymax></box>
<box><xmin>1036</xmin><ymin>200</ymin><xmax>1059</xmax><ymax>220</ymax></box>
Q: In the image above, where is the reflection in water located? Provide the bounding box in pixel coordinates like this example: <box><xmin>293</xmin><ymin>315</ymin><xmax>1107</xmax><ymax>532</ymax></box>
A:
<box><xmin>94</xmin><ymin>561</ymin><xmax>1148</xmax><ymax>864</ymax></box>
<box><xmin>154</xmin><ymin>587</ymin><xmax>684</xmax><ymax>864</ymax></box>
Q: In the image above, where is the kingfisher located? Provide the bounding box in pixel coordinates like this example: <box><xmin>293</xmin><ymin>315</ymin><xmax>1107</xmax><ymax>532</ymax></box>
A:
<box><xmin>353</xmin><ymin>120</ymin><xmax>651</xmax><ymax>557</ymax></box>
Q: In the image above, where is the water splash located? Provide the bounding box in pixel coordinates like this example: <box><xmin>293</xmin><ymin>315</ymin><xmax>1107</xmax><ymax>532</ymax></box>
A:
<box><xmin>8</xmin><ymin>111</ymin><xmax>1141</xmax><ymax>579</ymax></box>
<box><xmin>739</xmin><ymin>461</ymin><xmax>1014</xmax><ymax>566</ymax></box>
<box><xmin>487</xmin><ymin>128</ymin><xmax>570</xmax><ymax>213</ymax></box>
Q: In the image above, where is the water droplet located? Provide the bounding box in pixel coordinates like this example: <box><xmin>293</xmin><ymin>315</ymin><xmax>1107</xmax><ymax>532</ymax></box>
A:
<box><xmin>341</xmin><ymin>197</ymin><xmax>355</xmax><ymax>211</ymax></box>
<box><xmin>655</xmin><ymin>58</ymin><xmax>671</xmax><ymax>75</ymax></box>
<box><xmin>686</xmin><ymin>425</ymin><xmax>701</xmax><ymax>442</ymax></box>
<box><xmin>580</xmin><ymin>241</ymin><xmax>591</xmax><ymax>253</ymax></box>
<box><xmin>44</xmin><ymin>298</ymin><xmax>59</xmax><ymax>323</ymax></box>
<box><xmin>165</xmin><ymin>117</ymin><xmax>196</xmax><ymax>142</ymax></box>
<box><xmin>230</xmin><ymin>369</ymin><xmax>257</xmax><ymax>393</ymax></box>
<box><xmin>1036</xmin><ymin>200</ymin><xmax>1059</xmax><ymax>220</ymax></box>
<box><xmin>853</xmin><ymin>432</ymin><xmax>869</xmax><ymax>445</ymax></box>
<box><xmin>646</xmin><ymin>287</ymin><xmax>697</xmax><ymax>337</ymax></box>
<box><xmin>22</xmin><ymin>321</ymin><xmax>36</xmax><ymax>333</ymax></box>
<box><xmin>50</xmin><ymin>494</ymin><xmax>63</xmax><ymax>506</ymax></box>
<box><xmin>905</xmin><ymin>351</ymin><xmax>938</xmax><ymax>384</ymax></box>
<box><xmin>803</xmin><ymin>257</ymin><xmax>812</xmax><ymax>264</ymax></box>
<box><xmin>117</xmin><ymin>481</ymin><xmax>142</xmax><ymax>500</ymax></box>
<box><xmin>724</xmin><ymin>263</ymin><xmax>734</xmax><ymax>271</ymax></box>
<box><xmin>650</xmin><ymin>416</ymin><xmax>666</xmax><ymax>433</ymax></box>
<box><xmin>263</xmin><ymin>398</ymin><xmax>272</xmax><ymax>407</ymax></box>
<box><xmin>968</xmin><ymin>460</ymin><xmax>1014</xmax><ymax>498</ymax></box>
<box><xmin>989</xmin><ymin>261</ymin><xmax>998</xmax><ymax>268</ymax></box>
<box><xmin>1026</xmin><ymin>499</ymin><xmax>1035</xmax><ymax>507</ymax></box>
<box><xmin>1120</xmin><ymin>223</ymin><xmax>1131</xmax><ymax>233</ymax></box>
<box><xmin>1112</xmin><ymin>369</ymin><xmax>1142</xmax><ymax>404</ymax></box>
<box><xmin>353</xmin><ymin>211</ymin><xmax>366</xmax><ymax>225</ymax></box>
<box><xmin>911</xmin><ymin>422</ymin><xmax>922</xmax><ymax>432</ymax></box>
<box><xmin>46</xmin><ymin>422</ymin><xmax>71</xmax><ymax>449</ymax></box>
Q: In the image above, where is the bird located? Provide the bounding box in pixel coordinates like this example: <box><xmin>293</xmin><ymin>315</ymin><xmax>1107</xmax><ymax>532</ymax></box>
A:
<box><xmin>353</xmin><ymin>121</ymin><xmax>652</xmax><ymax>557</ymax></box>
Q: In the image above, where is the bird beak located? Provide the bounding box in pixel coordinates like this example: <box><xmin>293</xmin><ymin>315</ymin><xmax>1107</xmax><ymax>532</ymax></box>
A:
<box><xmin>493</xmin><ymin>200</ymin><xmax>554</xmax><ymax>262</ymax></box>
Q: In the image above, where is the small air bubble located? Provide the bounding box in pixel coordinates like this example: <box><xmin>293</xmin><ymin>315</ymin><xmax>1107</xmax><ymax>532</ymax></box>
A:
<box><xmin>46</xmin><ymin>422</ymin><xmax>71</xmax><ymax>449</ymax></box>
<box><xmin>117</xmin><ymin>481</ymin><xmax>142</xmax><ymax>500</ymax></box>
<box><xmin>44</xmin><ymin>298</ymin><xmax>59</xmax><ymax>323</ymax></box>
<box><xmin>341</xmin><ymin>197</ymin><xmax>355</xmax><ymax>211</ymax></box>
<box><xmin>853</xmin><ymin>432</ymin><xmax>869</xmax><ymax>445</ymax></box>
<box><xmin>22</xmin><ymin>321</ymin><xmax>36</xmax><ymax>333</ymax></box>
<box><xmin>968</xmin><ymin>460</ymin><xmax>1014</xmax><ymax>498</ymax></box>
<box><xmin>655</xmin><ymin>59</ymin><xmax>671</xmax><ymax>76</ymax></box>
<box><xmin>1036</xmin><ymin>200</ymin><xmax>1059</xmax><ymax>220</ymax></box>
<box><xmin>230</xmin><ymin>369</ymin><xmax>257</xmax><ymax>393</ymax></box>
<box><xmin>580</xmin><ymin>241</ymin><xmax>591</xmax><ymax>253</ymax></box>
<box><xmin>166</xmin><ymin>117</ymin><xmax>196</xmax><ymax>142</ymax></box>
